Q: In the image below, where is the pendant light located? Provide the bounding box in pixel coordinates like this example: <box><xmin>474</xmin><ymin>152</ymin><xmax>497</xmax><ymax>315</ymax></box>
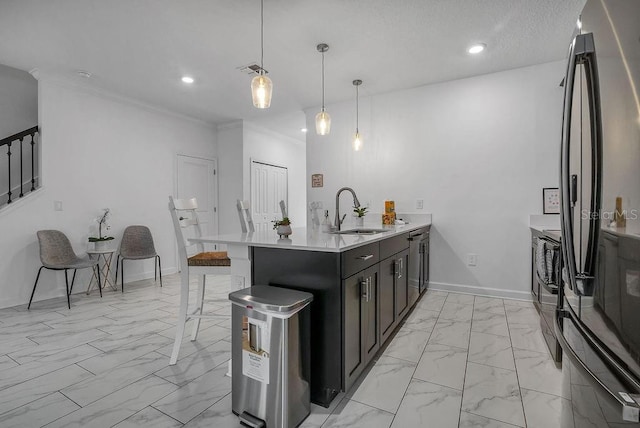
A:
<box><xmin>315</xmin><ymin>43</ymin><xmax>331</xmax><ymax>135</ymax></box>
<box><xmin>251</xmin><ymin>0</ymin><xmax>272</xmax><ymax>108</ymax></box>
<box><xmin>352</xmin><ymin>79</ymin><xmax>363</xmax><ymax>151</ymax></box>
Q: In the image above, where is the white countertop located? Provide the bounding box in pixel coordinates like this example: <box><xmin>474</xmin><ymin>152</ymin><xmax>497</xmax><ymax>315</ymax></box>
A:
<box><xmin>193</xmin><ymin>220</ymin><xmax>431</xmax><ymax>253</ymax></box>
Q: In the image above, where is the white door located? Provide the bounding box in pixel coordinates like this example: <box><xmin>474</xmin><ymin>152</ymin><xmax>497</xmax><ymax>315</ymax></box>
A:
<box><xmin>176</xmin><ymin>155</ymin><xmax>218</xmax><ymax>248</ymax></box>
<box><xmin>251</xmin><ymin>160</ymin><xmax>288</xmax><ymax>233</ymax></box>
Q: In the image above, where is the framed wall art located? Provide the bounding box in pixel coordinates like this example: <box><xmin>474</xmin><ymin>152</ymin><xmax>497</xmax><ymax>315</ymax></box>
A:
<box><xmin>543</xmin><ymin>187</ymin><xmax>560</xmax><ymax>214</ymax></box>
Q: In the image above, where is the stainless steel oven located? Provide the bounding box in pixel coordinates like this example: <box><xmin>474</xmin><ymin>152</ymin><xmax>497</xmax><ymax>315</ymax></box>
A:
<box><xmin>532</xmin><ymin>229</ymin><xmax>563</xmax><ymax>363</ymax></box>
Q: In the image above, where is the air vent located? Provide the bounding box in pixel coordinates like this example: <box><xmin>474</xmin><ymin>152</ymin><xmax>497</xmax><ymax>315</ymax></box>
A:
<box><xmin>237</xmin><ymin>63</ymin><xmax>269</xmax><ymax>76</ymax></box>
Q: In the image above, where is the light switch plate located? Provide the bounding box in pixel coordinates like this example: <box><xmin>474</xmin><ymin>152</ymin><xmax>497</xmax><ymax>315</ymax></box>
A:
<box><xmin>467</xmin><ymin>254</ymin><xmax>478</xmax><ymax>266</ymax></box>
<box><xmin>54</xmin><ymin>201</ymin><xmax>63</xmax><ymax>211</ymax></box>
<box><xmin>416</xmin><ymin>199</ymin><xmax>424</xmax><ymax>210</ymax></box>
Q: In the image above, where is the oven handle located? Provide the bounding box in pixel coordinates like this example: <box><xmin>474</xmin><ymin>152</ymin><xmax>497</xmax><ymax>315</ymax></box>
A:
<box><xmin>555</xmin><ymin>309</ymin><xmax>640</xmax><ymax>422</ymax></box>
<box><xmin>536</xmin><ymin>237</ymin><xmax>560</xmax><ymax>293</ymax></box>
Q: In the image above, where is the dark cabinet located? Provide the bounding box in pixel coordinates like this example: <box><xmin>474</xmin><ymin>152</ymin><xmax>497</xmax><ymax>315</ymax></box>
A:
<box><xmin>596</xmin><ymin>232</ymin><xmax>621</xmax><ymax>331</ymax></box>
<box><xmin>380</xmin><ymin>249</ymin><xmax>409</xmax><ymax>344</ymax></box>
<box><xmin>344</xmin><ymin>265</ymin><xmax>379</xmax><ymax>391</ymax></box>
<box><xmin>395</xmin><ymin>249</ymin><xmax>409</xmax><ymax>320</ymax></box>
<box><xmin>253</xmin><ymin>227</ymin><xmax>422</xmax><ymax>407</ymax></box>
<box><xmin>379</xmin><ymin>256</ymin><xmax>396</xmax><ymax>344</ymax></box>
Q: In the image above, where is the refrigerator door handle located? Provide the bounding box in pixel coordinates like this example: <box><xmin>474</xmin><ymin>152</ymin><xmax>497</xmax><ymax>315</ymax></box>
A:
<box><xmin>560</xmin><ymin>32</ymin><xmax>603</xmax><ymax>296</ymax></box>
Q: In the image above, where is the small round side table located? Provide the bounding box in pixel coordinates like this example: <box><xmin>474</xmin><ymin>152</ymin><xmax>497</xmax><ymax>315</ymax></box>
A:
<box><xmin>87</xmin><ymin>248</ymin><xmax>117</xmax><ymax>293</ymax></box>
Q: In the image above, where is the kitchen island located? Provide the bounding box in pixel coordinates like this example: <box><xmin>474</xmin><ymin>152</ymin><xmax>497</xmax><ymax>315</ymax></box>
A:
<box><xmin>194</xmin><ymin>216</ymin><xmax>431</xmax><ymax>407</ymax></box>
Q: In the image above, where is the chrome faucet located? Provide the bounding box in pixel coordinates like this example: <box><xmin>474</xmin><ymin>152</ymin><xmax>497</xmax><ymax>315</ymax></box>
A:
<box><xmin>335</xmin><ymin>187</ymin><xmax>361</xmax><ymax>231</ymax></box>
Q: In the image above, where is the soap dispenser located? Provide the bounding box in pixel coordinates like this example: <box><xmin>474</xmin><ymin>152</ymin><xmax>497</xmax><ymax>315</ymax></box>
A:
<box><xmin>321</xmin><ymin>210</ymin><xmax>331</xmax><ymax>232</ymax></box>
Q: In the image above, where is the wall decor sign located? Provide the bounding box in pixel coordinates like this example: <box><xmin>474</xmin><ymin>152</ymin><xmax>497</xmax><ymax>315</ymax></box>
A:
<box><xmin>543</xmin><ymin>187</ymin><xmax>560</xmax><ymax>214</ymax></box>
<box><xmin>311</xmin><ymin>174</ymin><xmax>323</xmax><ymax>188</ymax></box>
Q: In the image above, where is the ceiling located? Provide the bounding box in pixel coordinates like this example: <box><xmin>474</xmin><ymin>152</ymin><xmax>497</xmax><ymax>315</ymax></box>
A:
<box><xmin>0</xmin><ymin>0</ymin><xmax>585</xmax><ymax>139</ymax></box>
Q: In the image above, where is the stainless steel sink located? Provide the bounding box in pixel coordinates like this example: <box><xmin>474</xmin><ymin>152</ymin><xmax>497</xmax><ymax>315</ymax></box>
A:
<box><xmin>332</xmin><ymin>228</ymin><xmax>389</xmax><ymax>235</ymax></box>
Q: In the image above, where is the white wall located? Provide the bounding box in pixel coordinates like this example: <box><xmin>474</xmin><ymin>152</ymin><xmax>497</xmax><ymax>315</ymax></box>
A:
<box><xmin>306</xmin><ymin>61</ymin><xmax>565</xmax><ymax>299</ymax></box>
<box><xmin>216</xmin><ymin>121</ymin><xmax>244</xmax><ymax>235</ymax></box>
<box><xmin>215</xmin><ymin>120</ymin><xmax>307</xmax><ymax>234</ymax></box>
<box><xmin>243</xmin><ymin>122</ymin><xmax>306</xmax><ymax>226</ymax></box>
<box><xmin>0</xmin><ymin>77</ymin><xmax>217</xmax><ymax>308</ymax></box>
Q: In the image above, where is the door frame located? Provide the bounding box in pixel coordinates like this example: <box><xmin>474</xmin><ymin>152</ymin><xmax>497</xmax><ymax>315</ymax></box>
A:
<box><xmin>249</xmin><ymin>158</ymin><xmax>289</xmax><ymax>224</ymax></box>
<box><xmin>174</xmin><ymin>152</ymin><xmax>220</xmax><ymax>239</ymax></box>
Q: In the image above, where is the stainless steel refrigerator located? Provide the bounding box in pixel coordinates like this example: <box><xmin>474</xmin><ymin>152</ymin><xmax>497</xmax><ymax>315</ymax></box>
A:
<box><xmin>557</xmin><ymin>0</ymin><xmax>640</xmax><ymax>425</ymax></box>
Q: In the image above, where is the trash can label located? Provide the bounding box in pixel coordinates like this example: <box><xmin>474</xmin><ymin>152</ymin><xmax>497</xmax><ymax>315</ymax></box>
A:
<box><xmin>242</xmin><ymin>316</ymin><xmax>270</xmax><ymax>384</ymax></box>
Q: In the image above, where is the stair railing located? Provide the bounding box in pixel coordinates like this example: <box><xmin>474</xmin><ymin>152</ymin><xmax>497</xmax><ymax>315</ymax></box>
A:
<box><xmin>0</xmin><ymin>126</ymin><xmax>39</xmax><ymax>205</ymax></box>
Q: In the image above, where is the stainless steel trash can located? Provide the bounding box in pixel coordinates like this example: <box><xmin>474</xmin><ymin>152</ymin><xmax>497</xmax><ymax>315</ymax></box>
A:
<box><xmin>229</xmin><ymin>285</ymin><xmax>313</xmax><ymax>428</ymax></box>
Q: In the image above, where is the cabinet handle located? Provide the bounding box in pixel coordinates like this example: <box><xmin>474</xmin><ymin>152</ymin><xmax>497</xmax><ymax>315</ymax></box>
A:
<box><xmin>397</xmin><ymin>258</ymin><xmax>403</xmax><ymax>278</ymax></box>
<box><xmin>358</xmin><ymin>254</ymin><xmax>374</xmax><ymax>261</ymax></box>
<box><xmin>360</xmin><ymin>278</ymin><xmax>368</xmax><ymax>301</ymax></box>
<box><xmin>367</xmin><ymin>277</ymin><xmax>372</xmax><ymax>302</ymax></box>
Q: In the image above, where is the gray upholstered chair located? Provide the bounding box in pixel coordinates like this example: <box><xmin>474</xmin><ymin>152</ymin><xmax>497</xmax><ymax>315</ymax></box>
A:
<box><xmin>168</xmin><ymin>196</ymin><xmax>230</xmax><ymax>365</ymax></box>
<box><xmin>115</xmin><ymin>225</ymin><xmax>162</xmax><ymax>292</ymax></box>
<box><xmin>29</xmin><ymin>230</ymin><xmax>101</xmax><ymax>310</ymax></box>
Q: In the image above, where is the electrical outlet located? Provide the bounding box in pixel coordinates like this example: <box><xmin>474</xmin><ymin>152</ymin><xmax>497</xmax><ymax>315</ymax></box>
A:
<box><xmin>54</xmin><ymin>201</ymin><xmax>63</xmax><ymax>211</ymax></box>
<box><xmin>467</xmin><ymin>254</ymin><xmax>478</xmax><ymax>267</ymax></box>
<box><xmin>416</xmin><ymin>199</ymin><xmax>424</xmax><ymax>210</ymax></box>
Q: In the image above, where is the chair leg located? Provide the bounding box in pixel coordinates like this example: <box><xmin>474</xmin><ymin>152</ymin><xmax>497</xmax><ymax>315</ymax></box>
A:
<box><xmin>96</xmin><ymin>265</ymin><xmax>102</xmax><ymax>298</ymax></box>
<box><xmin>170</xmin><ymin>269</ymin><xmax>190</xmax><ymax>365</ymax></box>
<box><xmin>191</xmin><ymin>274</ymin><xmax>206</xmax><ymax>341</ymax></box>
<box><xmin>121</xmin><ymin>260</ymin><xmax>125</xmax><ymax>293</ymax></box>
<box><xmin>69</xmin><ymin>269</ymin><xmax>77</xmax><ymax>295</ymax></box>
<box><xmin>28</xmin><ymin>266</ymin><xmax>45</xmax><ymax>310</ymax></box>
<box><xmin>114</xmin><ymin>255</ymin><xmax>120</xmax><ymax>285</ymax></box>
<box><xmin>64</xmin><ymin>269</ymin><xmax>71</xmax><ymax>309</ymax></box>
<box><xmin>154</xmin><ymin>257</ymin><xmax>157</xmax><ymax>281</ymax></box>
<box><xmin>157</xmin><ymin>256</ymin><xmax>163</xmax><ymax>287</ymax></box>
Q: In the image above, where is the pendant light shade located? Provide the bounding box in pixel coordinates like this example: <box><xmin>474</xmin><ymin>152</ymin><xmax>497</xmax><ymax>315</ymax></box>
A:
<box><xmin>352</xmin><ymin>79</ymin><xmax>362</xmax><ymax>151</ymax></box>
<box><xmin>316</xmin><ymin>110</ymin><xmax>331</xmax><ymax>135</ymax></box>
<box><xmin>251</xmin><ymin>74</ymin><xmax>272</xmax><ymax>108</ymax></box>
<box><xmin>315</xmin><ymin>43</ymin><xmax>331</xmax><ymax>135</ymax></box>
<box><xmin>251</xmin><ymin>0</ymin><xmax>272</xmax><ymax>109</ymax></box>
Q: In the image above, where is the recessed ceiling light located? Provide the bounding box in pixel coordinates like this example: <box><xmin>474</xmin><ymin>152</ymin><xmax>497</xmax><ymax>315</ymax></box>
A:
<box><xmin>468</xmin><ymin>44</ymin><xmax>486</xmax><ymax>54</ymax></box>
<box><xmin>301</xmin><ymin>128</ymin><xmax>308</xmax><ymax>133</ymax></box>
<box><xmin>181</xmin><ymin>76</ymin><xmax>194</xmax><ymax>84</ymax></box>
<box><xmin>76</xmin><ymin>70</ymin><xmax>92</xmax><ymax>79</ymax></box>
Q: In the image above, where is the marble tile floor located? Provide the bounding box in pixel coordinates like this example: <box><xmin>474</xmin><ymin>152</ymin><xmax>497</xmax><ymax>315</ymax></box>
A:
<box><xmin>0</xmin><ymin>275</ymin><xmax>568</xmax><ymax>427</ymax></box>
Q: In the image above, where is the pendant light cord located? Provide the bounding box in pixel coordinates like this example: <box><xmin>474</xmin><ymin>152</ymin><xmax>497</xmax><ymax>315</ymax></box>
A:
<box><xmin>260</xmin><ymin>0</ymin><xmax>264</xmax><ymax>74</ymax></box>
<box><xmin>356</xmin><ymin>84</ymin><xmax>359</xmax><ymax>131</ymax></box>
<box><xmin>321</xmin><ymin>51</ymin><xmax>325</xmax><ymax>111</ymax></box>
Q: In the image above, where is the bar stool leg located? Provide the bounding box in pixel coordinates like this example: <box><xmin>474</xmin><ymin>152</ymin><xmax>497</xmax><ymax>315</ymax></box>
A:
<box><xmin>191</xmin><ymin>274</ymin><xmax>206</xmax><ymax>341</ymax></box>
<box><xmin>170</xmin><ymin>269</ymin><xmax>190</xmax><ymax>365</ymax></box>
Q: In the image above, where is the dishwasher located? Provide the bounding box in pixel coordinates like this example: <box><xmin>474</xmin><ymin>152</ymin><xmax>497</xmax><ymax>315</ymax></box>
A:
<box><xmin>408</xmin><ymin>228</ymin><xmax>430</xmax><ymax>307</ymax></box>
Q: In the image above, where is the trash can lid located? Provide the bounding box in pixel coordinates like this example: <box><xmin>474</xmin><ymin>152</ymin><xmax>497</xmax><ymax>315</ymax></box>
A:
<box><xmin>229</xmin><ymin>286</ymin><xmax>313</xmax><ymax>314</ymax></box>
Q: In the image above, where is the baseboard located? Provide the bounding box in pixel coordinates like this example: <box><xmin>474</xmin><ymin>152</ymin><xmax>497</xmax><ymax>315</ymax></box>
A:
<box><xmin>428</xmin><ymin>281</ymin><xmax>533</xmax><ymax>302</ymax></box>
<box><xmin>0</xmin><ymin>267</ymin><xmax>179</xmax><ymax>310</ymax></box>
<box><xmin>112</xmin><ymin>266</ymin><xmax>178</xmax><ymax>286</ymax></box>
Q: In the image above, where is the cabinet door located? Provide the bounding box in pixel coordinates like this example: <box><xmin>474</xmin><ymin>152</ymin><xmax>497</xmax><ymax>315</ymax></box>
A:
<box><xmin>379</xmin><ymin>256</ymin><xmax>396</xmax><ymax>344</ymax></box>
<box><xmin>395</xmin><ymin>250</ymin><xmax>410</xmax><ymax>320</ymax></box>
<box><xmin>362</xmin><ymin>265</ymin><xmax>380</xmax><ymax>364</ymax></box>
<box><xmin>344</xmin><ymin>272</ymin><xmax>366</xmax><ymax>391</ymax></box>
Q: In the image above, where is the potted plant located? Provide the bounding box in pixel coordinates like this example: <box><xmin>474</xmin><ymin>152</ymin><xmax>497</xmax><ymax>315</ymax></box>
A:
<box><xmin>353</xmin><ymin>206</ymin><xmax>368</xmax><ymax>227</ymax></box>
<box><xmin>272</xmin><ymin>217</ymin><xmax>292</xmax><ymax>238</ymax></box>
<box><xmin>89</xmin><ymin>208</ymin><xmax>114</xmax><ymax>250</ymax></box>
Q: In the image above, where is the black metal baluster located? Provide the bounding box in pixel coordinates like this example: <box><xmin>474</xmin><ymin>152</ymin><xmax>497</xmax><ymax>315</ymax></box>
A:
<box><xmin>19</xmin><ymin>136</ymin><xmax>24</xmax><ymax>198</ymax></box>
<box><xmin>30</xmin><ymin>133</ymin><xmax>36</xmax><ymax>191</ymax></box>
<box><xmin>7</xmin><ymin>141</ymin><xmax>12</xmax><ymax>204</ymax></box>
